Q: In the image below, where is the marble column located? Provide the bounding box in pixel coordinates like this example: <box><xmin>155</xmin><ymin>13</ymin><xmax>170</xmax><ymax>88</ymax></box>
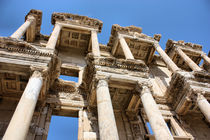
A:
<box><xmin>139</xmin><ymin>85</ymin><xmax>174</xmax><ymax>140</ymax></box>
<box><xmin>46</xmin><ymin>23</ymin><xmax>62</xmax><ymax>50</ymax></box>
<box><xmin>91</xmin><ymin>30</ymin><xmax>100</xmax><ymax>57</ymax></box>
<box><xmin>78</xmin><ymin>68</ymin><xmax>84</xmax><ymax>85</ymax></box>
<box><xmin>78</xmin><ymin>110</ymin><xmax>83</xmax><ymax>140</ymax></box>
<box><xmin>11</xmin><ymin>15</ymin><xmax>35</xmax><ymax>39</ymax></box>
<box><xmin>3</xmin><ymin>71</ymin><xmax>43</xmax><ymax>140</ymax></box>
<box><xmin>96</xmin><ymin>79</ymin><xmax>119</xmax><ymax>140</ymax></box>
<box><xmin>176</xmin><ymin>47</ymin><xmax>202</xmax><ymax>71</ymax></box>
<box><xmin>154</xmin><ymin>43</ymin><xmax>180</xmax><ymax>73</ymax></box>
<box><xmin>201</xmin><ymin>53</ymin><xmax>210</xmax><ymax>64</ymax></box>
<box><xmin>119</xmin><ymin>36</ymin><xmax>134</xmax><ymax>59</ymax></box>
<box><xmin>197</xmin><ymin>94</ymin><xmax>210</xmax><ymax>123</ymax></box>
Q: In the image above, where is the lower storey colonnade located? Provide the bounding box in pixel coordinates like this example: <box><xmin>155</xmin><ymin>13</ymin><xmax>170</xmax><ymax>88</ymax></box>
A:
<box><xmin>96</xmin><ymin>79</ymin><xmax>119</xmax><ymax>140</ymax></box>
<box><xmin>95</xmin><ymin>78</ymin><xmax>174</xmax><ymax>140</ymax></box>
<box><xmin>139</xmin><ymin>85</ymin><xmax>174</xmax><ymax>140</ymax></box>
<box><xmin>2</xmin><ymin>75</ymin><xmax>176</xmax><ymax>140</ymax></box>
<box><xmin>3</xmin><ymin>71</ymin><xmax>43</xmax><ymax>140</ymax></box>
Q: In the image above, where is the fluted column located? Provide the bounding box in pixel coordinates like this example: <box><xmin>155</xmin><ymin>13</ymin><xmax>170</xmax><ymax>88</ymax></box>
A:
<box><xmin>11</xmin><ymin>15</ymin><xmax>35</xmax><ymax>39</ymax></box>
<box><xmin>139</xmin><ymin>85</ymin><xmax>174</xmax><ymax>140</ymax></box>
<box><xmin>96</xmin><ymin>79</ymin><xmax>119</xmax><ymax>140</ymax></box>
<box><xmin>197</xmin><ymin>94</ymin><xmax>210</xmax><ymax>123</ymax></box>
<box><xmin>91</xmin><ymin>30</ymin><xmax>100</xmax><ymax>57</ymax></box>
<box><xmin>201</xmin><ymin>53</ymin><xmax>210</xmax><ymax>64</ymax></box>
<box><xmin>154</xmin><ymin>43</ymin><xmax>180</xmax><ymax>73</ymax></box>
<box><xmin>3</xmin><ymin>71</ymin><xmax>43</xmax><ymax>140</ymax></box>
<box><xmin>119</xmin><ymin>36</ymin><xmax>134</xmax><ymax>59</ymax></box>
<box><xmin>46</xmin><ymin>23</ymin><xmax>62</xmax><ymax>50</ymax></box>
<box><xmin>176</xmin><ymin>47</ymin><xmax>202</xmax><ymax>71</ymax></box>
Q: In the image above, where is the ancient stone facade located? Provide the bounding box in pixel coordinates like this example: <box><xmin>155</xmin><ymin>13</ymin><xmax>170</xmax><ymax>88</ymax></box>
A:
<box><xmin>0</xmin><ymin>9</ymin><xmax>210</xmax><ymax>140</ymax></box>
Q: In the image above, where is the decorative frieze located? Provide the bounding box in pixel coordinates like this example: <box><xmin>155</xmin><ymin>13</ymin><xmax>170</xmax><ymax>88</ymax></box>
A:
<box><xmin>0</xmin><ymin>37</ymin><xmax>53</xmax><ymax>57</ymax></box>
<box><xmin>51</xmin><ymin>12</ymin><xmax>103</xmax><ymax>32</ymax></box>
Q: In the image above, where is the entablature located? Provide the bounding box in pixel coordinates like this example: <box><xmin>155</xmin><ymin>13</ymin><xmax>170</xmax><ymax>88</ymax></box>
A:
<box><xmin>167</xmin><ymin>71</ymin><xmax>210</xmax><ymax>115</ymax></box>
<box><xmin>47</xmin><ymin>79</ymin><xmax>86</xmax><ymax>117</ymax></box>
<box><xmin>166</xmin><ymin>39</ymin><xmax>203</xmax><ymax>71</ymax></box>
<box><xmin>107</xmin><ymin>24</ymin><xmax>158</xmax><ymax>64</ymax></box>
<box><xmin>51</xmin><ymin>12</ymin><xmax>103</xmax><ymax>32</ymax></box>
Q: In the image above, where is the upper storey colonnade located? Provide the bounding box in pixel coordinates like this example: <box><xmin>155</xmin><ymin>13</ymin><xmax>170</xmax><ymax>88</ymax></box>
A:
<box><xmin>10</xmin><ymin>9</ymin><xmax>209</xmax><ymax>74</ymax></box>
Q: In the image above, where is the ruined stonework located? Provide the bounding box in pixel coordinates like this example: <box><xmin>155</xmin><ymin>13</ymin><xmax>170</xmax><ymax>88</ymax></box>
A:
<box><xmin>0</xmin><ymin>9</ymin><xmax>210</xmax><ymax>140</ymax></box>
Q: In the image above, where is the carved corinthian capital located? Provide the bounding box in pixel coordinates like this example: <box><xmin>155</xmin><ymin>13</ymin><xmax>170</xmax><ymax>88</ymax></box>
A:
<box><xmin>95</xmin><ymin>75</ymin><xmax>110</xmax><ymax>89</ymax></box>
<box><xmin>30</xmin><ymin>65</ymin><xmax>49</xmax><ymax>78</ymax></box>
<box><xmin>136</xmin><ymin>80</ymin><xmax>153</xmax><ymax>96</ymax></box>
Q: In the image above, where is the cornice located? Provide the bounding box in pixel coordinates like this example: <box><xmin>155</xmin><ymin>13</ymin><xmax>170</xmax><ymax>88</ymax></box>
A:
<box><xmin>51</xmin><ymin>12</ymin><xmax>103</xmax><ymax>32</ymax></box>
<box><xmin>87</xmin><ymin>54</ymin><xmax>149</xmax><ymax>72</ymax></box>
<box><xmin>0</xmin><ymin>37</ymin><xmax>53</xmax><ymax>57</ymax></box>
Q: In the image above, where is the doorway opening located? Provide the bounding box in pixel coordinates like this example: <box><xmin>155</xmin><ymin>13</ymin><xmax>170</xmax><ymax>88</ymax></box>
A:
<box><xmin>47</xmin><ymin>115</ymin><xmax>78</xmax><ymax>140</ymax></box>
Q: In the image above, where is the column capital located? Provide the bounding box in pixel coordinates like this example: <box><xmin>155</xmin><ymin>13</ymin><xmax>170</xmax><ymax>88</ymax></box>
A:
<box><xmin>54</xmin><ymin>22</ymin><xmax>63</xmax><ymax>28</ymax></box>
<box><xmin>30</xmin><ymin>66</ymin><xmax>49</xmax><ymax>78</ymax></box>
<box><xmin>95</xmin><ymin>75</ymin><xmax>110</xmax><ymax>85</ymax></box>
<box><xmin>196</xmin><ymin>92</ymin><xmax>206</xmax><ymax>102</ymax></box>
<box><xmin>136</xmin><ymin>81</ymin><xmax>153</xmax><ymax>96</ymax></box>
<box><xmin>26</xmin><ymin>15</ymin><xmax>36</xmax><ymax>22</ymax></box>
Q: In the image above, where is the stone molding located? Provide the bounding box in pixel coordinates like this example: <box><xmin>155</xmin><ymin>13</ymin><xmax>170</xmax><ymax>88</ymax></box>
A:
<box><xmin>51</xmin><ymin>12</ymin><xmax>103</xmax><ymax>32</ymax></box>
<box><xmin>30</xmin><ymin>65</ymin><xmax>49</xmax><ymax>78</ymax></box>
<box><xmin>166</xmin><ymin>39</ymin><xmax>202</xmax><ymax>53</ymax></box>
<box><xmin>87</xmin><ymin>54</ymin><xmax>149</xmax><ymax>72</ymax></box>
<box><xmin>135</xmin><ymin>81</ymin><xmax>153</xmax><ymax>95</ymax></box>
<box><xmin>99</xmin><ymin>44</ymin><xmax>111</xmax><ymax>52</ymax></box>
<box><xmin>108</xmin><ymin>24</ymin><xmax>156</xmax><ymax>47</ymax></box>
<box><xmin>0</xmin><ymin>37</ymin><xmax>53</xmax><ymax>57</ymax></box>
<box><xmin>25</xmin><ymin>9</ymin><xmax>42</xmax><ymax>37</ymax></box>
<box><xmin>52</xmin><ymin>79</ymin><xmax>77</xmax><ymax>93</ymax></box>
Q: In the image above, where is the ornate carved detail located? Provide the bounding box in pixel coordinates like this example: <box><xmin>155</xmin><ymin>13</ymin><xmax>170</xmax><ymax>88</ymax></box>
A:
<box><xmin>0</xmin><ymin>37</ymin><xmax>53</xmax><ymax>57</ymax></box>
<box><xmin>30</xmin><ymin>66</ymin><xmax>49</xmax><ymax>78</ymax></box>
<box><xmin>87</xmin><ymin>54</ymin><xmax>149</xmax><ymax>72</ymax></box>
<box><xmin>25</xmin><ymin>9</ymin><xmax>42</xmax><ymax>37</ymax></box>
<box><xmin>166</xmin><ymin>39</ymin><xmax>202</xmax><ymax>53</ymax></box>
<box><xmin>52</xmin><ymin>79</ymin><xmax>77</xmax><ymax>93</ymax></box>
<box><xmin>108</xmin><ymin>24</ymin><xmax>155</xmax><ymax>48</ymax></box>
<box><xmin>58</xmin><ymin>92</ymin><xmax>83</xmax><ymax>101</ymax></box>
<box><xmin>99</xmin><ymin>44</ymin><xmax>111</xmax><ymax>52</ymax></box>
<box><xmin>135</xmin><ymin>80</ymin><xmax>153</xmax><ymax>95</ymax></box>
<box><xmin>51</xmin><ymin>12</ymin><xmax>103</xmax><ymax>32</ymax></box>
<box><xmin>96</xmin><ymin>78</ymin><xmax>109</xmax><ymax>89</ymax></box>
<box><xmin>153</xmin><ymin>34</ymin><xmax>161</xmax><ymax>42</ymax></box>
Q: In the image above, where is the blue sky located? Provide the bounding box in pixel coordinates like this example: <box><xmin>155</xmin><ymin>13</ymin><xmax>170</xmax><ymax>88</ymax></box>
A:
<box><xmin>0</xmin><ymin>0</ymin><xmax>209</xmax><ymax>53</ymax></box>
<box><xmin>0</xmin><ymin>0</ymin><xmax>210</xmax><ymax>139</ymax></box>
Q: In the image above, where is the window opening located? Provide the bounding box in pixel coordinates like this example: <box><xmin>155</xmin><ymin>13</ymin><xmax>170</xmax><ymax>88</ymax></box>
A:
<box><xmin>47</xmin><ymin>115</ymin><xmax>78</xmax><ymax>140</ymax></box>
<box><xmin>146</xmin><ymin>122</ymin><xmax>154</xmax><ymax>135</ymax></box>
<box><xmin>166</xmin><ymin>120</ymin><xmax>176</xmax><ymax>136</ymax></box>
<box><xmin>59</xmin><ymin>75</ymin><xmax>78</xmax><ymax>82</ymax></box>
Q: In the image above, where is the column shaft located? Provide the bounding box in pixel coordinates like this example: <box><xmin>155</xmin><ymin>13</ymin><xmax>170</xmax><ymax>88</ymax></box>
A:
<box><xmin>119</xmin><ymin>36</ymin><xmax>134</xmax><ymax>59</ymax></box>
<box><xmin>96</xmin><ymin>79</ymin><xmax>119</xmax><ymax>140</ymax></box>
<box><xmin>176</xmin><ymin>48</ymin><xmax>202</xmax><ymax>71</ymax></box>
<box><xmin>91</xmin><ymin>30</ymin><xmax>100</xmax><ymax>57</ymax></box>
<box><xmin>201</xmin><ymin>53</ymin><xmax>210</xmax><ymax>64</ymax></box>
<box><xmin>78</xmin><ymin>69</ymin><xmax>84</xmax><ymax>85</ymax></box>
<box><xmin>46</xmin><ymin>23</ymin><xmax>62</xmax><ymax>50</ymax></box>
<box><xmin>3</xmin><ymin>71</ymin><xmax>43</xmax><ymax>140</ymax></box>
<box><xmin>11</xmin><ymin>19</ymin><xmax>34</xmax><ymax>39</ymax></box>
<box><xmin>78</xmin><ymin>110</ymin><xmax>83</xmax><ymax>140</ymax></box>
<box><xmin>197</xmin><ymin>94</ymin><xmax>210</xmax><ymax>123</ymax></box>
<box><xmin>154</xmin><ymin>43</ymin><xmax>180</xmax><ymax>72</ymax></box>
<box><xmin>140</xmin><ymin>86</ymin><xmax>174</xmax><ymax>140</ymax></box>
